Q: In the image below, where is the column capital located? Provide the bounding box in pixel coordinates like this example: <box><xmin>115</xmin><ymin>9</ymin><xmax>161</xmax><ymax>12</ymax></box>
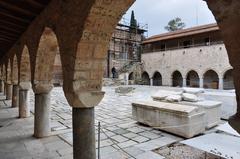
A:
<box><xmin>33</xmin><ymin>83</ymin><xmax>53</xmax><ymax>94</ymax></box>
<box><xmin>19</xmin><ymin>82</ymin><xmax>32</xmax><ymax>90</ymax></box>
<box><xmin>65</xmin><ymin>91</ymin><xmax>105</xmax><ymax>108</ymax></box>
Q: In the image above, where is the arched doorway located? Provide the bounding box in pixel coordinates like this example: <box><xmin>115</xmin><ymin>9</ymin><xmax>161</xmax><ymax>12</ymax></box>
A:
<box><xmin>186</xmin><ymin>70</ymin><xmax>199</xmax><ymax>88</ymax></box>
<box><xmin>128</xmin><ymin>72</ymin><xmax>134</xmax><ymax>80</ymax></box>
<box><xmin>224</xmin><ymin>69</ymin><xmax>234</xmax><ymax>90</ymax></box>
<box><xmin>203</xmin><ymin>70</ymin><xmax>219</xmax><ymax>89</ymax></box>
<box><xmin>172</xmin><ymin>71</ymin><xmax>183</xmax><ymax>87</ymax></box>
<box><xmin>142</xmin><ymin>72</ymin><xmax>150</xmax><ymax>85</ymax></box>
<box><xmin>153</xmin><ymin>72</ymin><xmax>162</xmax><ymax>86</ymax></box>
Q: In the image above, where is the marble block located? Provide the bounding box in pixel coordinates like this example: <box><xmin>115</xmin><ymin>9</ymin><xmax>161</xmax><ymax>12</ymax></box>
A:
<box><xmin>180</xmin><ymin>100</ymin><xmax>221</xmax><ymax>129</ymax></box>
<box><xmin>132</xmin><ymin>101</ymin><xmax>205</xmax><ymax>138</ymax></box>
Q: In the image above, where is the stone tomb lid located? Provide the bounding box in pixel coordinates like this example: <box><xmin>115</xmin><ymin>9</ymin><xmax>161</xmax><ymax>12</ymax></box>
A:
<box><xmin>180</xmin><ymin>100</ymin><xmax>222</xmax><ymax>108</ymax></box>
<box><xmin>132</xmin><ymin>100</ymin><xmax>201</xmax><ymax>116</ymax></box>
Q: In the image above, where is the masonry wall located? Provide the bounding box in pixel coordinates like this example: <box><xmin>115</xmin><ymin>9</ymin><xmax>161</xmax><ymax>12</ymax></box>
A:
<box><xmin>142</xmin><ymin>43</ymin><xmax>232</xmax><ymax>86</ymax></box>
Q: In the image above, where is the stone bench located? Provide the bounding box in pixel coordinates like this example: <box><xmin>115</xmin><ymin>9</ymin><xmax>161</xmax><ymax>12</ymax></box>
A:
<box><xmin>132</xmin><ymin>101</ymin><xmax>205</xmax><ymax>138</ymax></box>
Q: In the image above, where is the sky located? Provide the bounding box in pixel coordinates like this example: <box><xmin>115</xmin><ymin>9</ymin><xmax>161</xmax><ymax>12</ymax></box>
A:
<box><xmin>123</xmin><ymin>0</ymin><xmax>216</xmax><ymax>37</ymax></box>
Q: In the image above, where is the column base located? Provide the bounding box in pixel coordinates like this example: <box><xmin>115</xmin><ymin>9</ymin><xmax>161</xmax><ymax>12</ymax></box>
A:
<box><xmin>34</xmin><ymin>92</ymin><xmax>51</xmax><ymax>138</ymax></box>
<box><xmin>73</xmin><ymin>107</ymin><xmax>96</xmax><ymax>159</ymax></box>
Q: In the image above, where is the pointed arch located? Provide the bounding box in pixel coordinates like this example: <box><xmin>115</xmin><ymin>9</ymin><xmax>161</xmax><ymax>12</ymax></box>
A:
<box><xmin>12</xmin><ymin>55</ymin><xmax>18</xmax><ymax>85</ymax></box>
<box><xmin>223</xmin><ymin>69</ymin><xmax>234</xmax><ymax>90</ymax></box>
<box><xmin>20</xmin><ymin>45</ymin><xmax>31</xmax><ymax>83</ymax></box>
<box><xmin>152</xmin><ymin>71</ymin><xmax>162</xmax><ymax>86</ymax></box>
<box><xmin>142</xmin><ymin>71</ymin><xmax>150</xmax><ymax>85</ymax></box>
<box><xmin>34</xmin><ymin>27</ymin><xmax>60</xmax><ymax>86</ymax></box>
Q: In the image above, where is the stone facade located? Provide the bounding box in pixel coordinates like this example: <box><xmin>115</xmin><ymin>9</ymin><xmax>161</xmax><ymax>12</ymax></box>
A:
<box><xmin>141</xmin><ymin>24</ymin><xmax>233</xmax><ymax>90</ymax></box>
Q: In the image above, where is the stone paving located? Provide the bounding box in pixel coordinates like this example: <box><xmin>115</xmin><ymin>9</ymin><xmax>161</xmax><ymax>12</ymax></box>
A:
<box><xmin>0</xmin><ymin>86</ymin><xmax>223</xmax><ymax>159</ymax></box>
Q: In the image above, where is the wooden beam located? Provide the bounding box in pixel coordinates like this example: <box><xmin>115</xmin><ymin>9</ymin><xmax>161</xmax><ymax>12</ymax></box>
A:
<box><xmin>0</xmin><ymin>25</ymin><xmax>23</xmax><ymax>34</ymax></box>
<box><xmin>25</xmin><ymin>0</ymin><xmax>45</xmax><ymax>8</ymax></box>
<box><xmin>0</xmin><ymin>1</ymin><xmax>38</xmax><ymax>17</ymax></box>
<box><xmin>0</xmin><ymin>20</ymin><xmax>27</xmax><ymax>29</ymax></box>
<box><xmin>0</xmin><ymin>10</ymin><xmax>31</xmax><ymax>24</ymax></box>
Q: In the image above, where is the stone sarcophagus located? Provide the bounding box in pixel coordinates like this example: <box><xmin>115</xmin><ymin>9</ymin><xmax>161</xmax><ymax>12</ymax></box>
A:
<box><xmin>132</xmin><ymin>101</ymin><xmax>205</xmax><ymax>138</ymax></box>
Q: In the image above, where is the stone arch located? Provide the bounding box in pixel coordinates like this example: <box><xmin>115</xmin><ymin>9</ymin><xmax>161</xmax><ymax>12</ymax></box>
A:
<box><xmin>203</xmin><ymin>70</ymin><xmax>219</xmax><ymax>89</ymax></box>
<box><xmin>12</xmin><ymin>55</ymin><xmax>18</xmax><ymax>85</ymax></box>
<box><xmin>172</xmin><ymin>70</ymin><xmax>183</xmax><ymax>87</ymax></box>
<box><xmin>186</xmin><ymin>70</ymin><xmax>200</xmax><ymax>88</ymax></box>
<box><xmin>20</xmin><ymin>45</ymin><xmax>31</xmax><ymax>84</ymax></box>
<box><xmin>129</xmin><ymin>72</ymin><xmax>134</xmax><ymax>80</ymax></box>
<box><xmin>223</xmin><ymin>69</ymin><xmax>234</xmax><ymax>90</ymax></box>
<box><xmin>57</xmin><ymin>0</ymin><xmax>134</xmax><ymax>108</ymax></box>
<box><xmin>152</xmin><ymin>71</ymin><xmax>162</xmax><ymax>86</ymax></box>
<box><xmin>142</xmin><ymin>71</ymin><xmax>150</xmax><ymax>85</ymax></box>
<box><xmin>34</xmin><ymin>27</ymin><xmax>60</xmax><ymax>93</ymax></box>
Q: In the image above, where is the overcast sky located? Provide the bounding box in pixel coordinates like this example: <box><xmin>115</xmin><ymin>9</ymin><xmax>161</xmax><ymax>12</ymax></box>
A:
<box><xmin>123</xmin><ymin>0</ymin><xmax>216</xmax><ymax>37</ymax></box>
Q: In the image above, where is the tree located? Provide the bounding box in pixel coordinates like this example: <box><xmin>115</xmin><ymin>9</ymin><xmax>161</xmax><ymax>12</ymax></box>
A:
<box><xmin>164</xmin><ymin>17</ymin><xmax>186</xmax><ymax>32</ymax></box>
<box><xmin>130</xmin><ymin>10</ymin><xmax>137</xmax><ymax>32</ymax></box>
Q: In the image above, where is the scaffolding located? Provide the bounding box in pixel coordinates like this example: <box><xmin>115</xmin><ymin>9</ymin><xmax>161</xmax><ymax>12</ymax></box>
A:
<box><xmin>106</xmin><ymin>18</ymin><xmax>148</xmax><ymax>78</ymax></box>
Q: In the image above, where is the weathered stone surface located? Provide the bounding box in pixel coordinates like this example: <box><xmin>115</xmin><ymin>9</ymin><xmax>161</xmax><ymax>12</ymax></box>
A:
<box><xmin>182</xmin><ymin>93</ymin><xmax>198</xmax><ymax>102</ymax></box>
<box><xmin>132</xmin><ymin>101</ymin><xmax>205</xmax><ymax>138</ymax></box>
<box><xmin>180</xmin><ymin>100</ymin><xmax>221</xmax><ymax>129</ymax></box>
<box><xmin>115</xmin><ymin>87</ymin><xmax>135</xmax><ymax>94</ymax></box>
<box><xmin>166</xmin><ymin>95</ymin><xmax>182</xmax><ymax>103</ymax></box>
<box><xmin>183</xmin><ymin>88</ymin><xmax>204</xmax><ymax>95</ymax></box>
<box><xmin>152</xmin><ymin>90</ymin><xmax>183</xmax><ymax>101</ymax></box>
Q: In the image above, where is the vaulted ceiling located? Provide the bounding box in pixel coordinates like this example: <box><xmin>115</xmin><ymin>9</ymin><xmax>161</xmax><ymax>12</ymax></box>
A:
<box><xmin>0</xmin><ymin>0</ymin><xmax>50</xmax><ymax>58</ymax></box>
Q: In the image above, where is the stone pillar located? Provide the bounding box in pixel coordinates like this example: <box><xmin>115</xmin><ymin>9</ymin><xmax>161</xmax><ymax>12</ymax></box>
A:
<box><xmin>33</xmin><ymin>84</ymin><xmax>53</xmax><ymax>138</ymax></box>
<box><xmin>4</xmin><ymin>82</ymin><xmax>7</xmax><ymax>95</ymax></box>
<box><xmin>219</xmin><ymin>78</ymin><xmax>224</xmax><ymax>90</ymax></box>
<box><xmin>12</xmin><ymin>85</ymin><xmax>19</xmax><ymax>108</ymax></box>
<box><xmin>0</xmin><ymin>80</ymin><xmax>4</xmax><ymax>93</ymax></box>
<box><xmin>73</xmin><ymin>107</ymin><xmax>95</xmax><ymax>159</ymax></box>
<box><xmin>183</xmin><ymin>78</ymin><xmax>187</xmax><ymax>87</ymax></box>
<box><xmin>19</xmin><ymin>82</ymin><xmax>31</xmax><ymax>118</ymax></box>
<box><xmin>6</xmin><ymin>83</ymin><xmax>13</xmax><ymax>100</ymax></box>
<box><xmin>200</xmin><ymin>77</ymin><xmax>204</xmax><ymax>88</ymax></box>
<box><xmin>67</xmin><ymin>91</ymin><xmax>104</xmax><ymax>159</ymax></box>
<box><xmin>150</xmin><ymin>78</ymin><xmax>153</xmax><ymax>86</ymax></box>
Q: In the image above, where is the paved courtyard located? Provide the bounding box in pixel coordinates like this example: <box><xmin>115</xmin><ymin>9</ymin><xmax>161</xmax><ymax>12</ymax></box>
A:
<box><xmin>0</xmin><ymin>86</ymin><xmax>229</xmax><ymax>159</ymax></box>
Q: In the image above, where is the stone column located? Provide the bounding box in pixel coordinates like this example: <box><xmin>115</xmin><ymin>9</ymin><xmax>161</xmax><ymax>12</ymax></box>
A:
<box><xmin>33</xmin><ymin>84</ymin><xmax>53</xmax><ymax>138</ymax></box>
<box><xmin>150</xmin><ymin>78</ymin><xmax>153</xmax><ymax>86</ymax></box>
<box><xmin>19</xmin><ymin>82</ymin><xmax>31</xmax><ymax>118</ymax></box>
<box><xmin>0</xmin><ymin>80</ymin><xmax>4</xmax><ymax>93</ymax></box>
<box><xmin>183</xmin><ymin>78</ymin><xmax>187</xmax><ymax>87</ymax></box>
<box><xmin>12</xmin><ymin>85</ymin><xmax>19</xmax><ymax>108</ymax></box>
<box><xmin>199</xmin><ymin>77</ymin><xmax>204</xmax><ymax>88</ymax></box>
<box><xmin>73</xmin><ymin>107</ymin><xmax>95</xmax><ymax>159</ymax></box>
<box><xmin>219</xmin><ymin>78</ymin><xmax>224</xmax><ymax>90</ymax></box>
<box><xmin>6</xmin><ymin>83</ymin><xmax>13</xmax><ymax>100</ymax></box>
<box><xmin>68</xmin><ymin>91</ymin><xmax>104</xmax><ymax>159</ymax></box>
<box><xmin>4</xmin><ymin>82</ymin><xmax>7</xmax><ymax>95</ymax></box>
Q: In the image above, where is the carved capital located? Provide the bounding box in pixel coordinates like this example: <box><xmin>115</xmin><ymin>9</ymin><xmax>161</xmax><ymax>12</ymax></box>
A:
<box><xmin>33</xmin><ymin>83</ymin><xmax>53</xmax><ymax>94</ymax></box>
<box><xmin>65</xmin><ymin>91</ymin><xmax>105</xmax><ymax>108</ymax></box>
<box><xmin>19</xmin><ymin>82</ymin><xmax>32</xmax><ymax>90</ymax></box>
